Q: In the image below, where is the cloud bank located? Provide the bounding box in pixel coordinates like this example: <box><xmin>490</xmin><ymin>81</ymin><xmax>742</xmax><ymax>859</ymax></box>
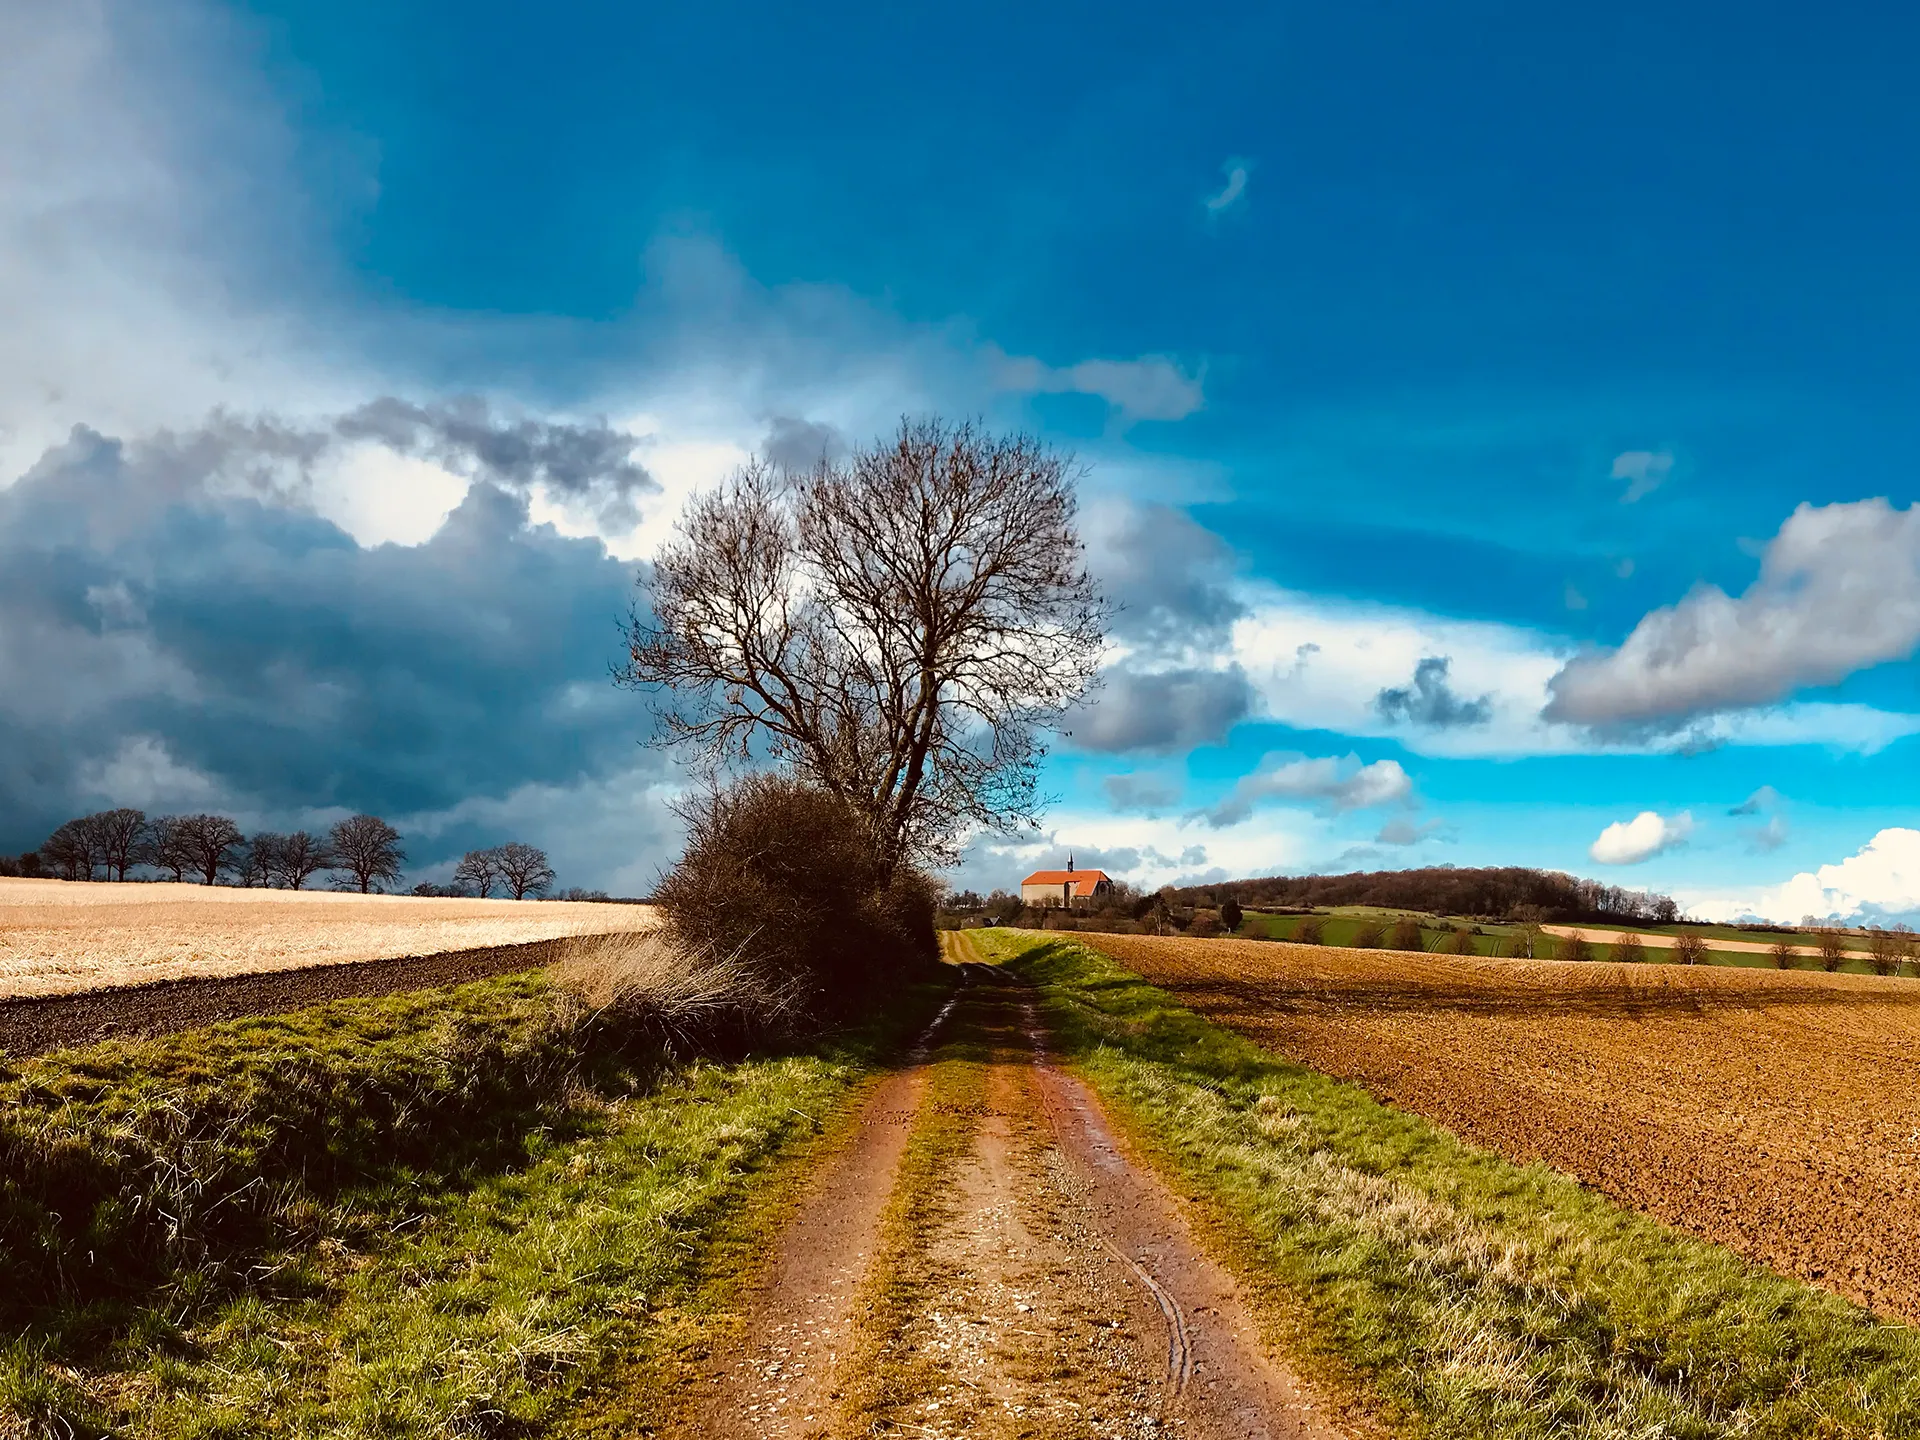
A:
<box><xmin>1546</xmin><ymin>499</ymin><xmax>1920</xmax><ymax>730</ymax></box>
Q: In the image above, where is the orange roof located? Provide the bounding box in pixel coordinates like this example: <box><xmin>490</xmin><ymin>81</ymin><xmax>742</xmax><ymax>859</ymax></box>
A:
<box><xmin>1021</xmin><ymin>868</ymin><xmax>1111</xmax><ymax>897</ymax></box>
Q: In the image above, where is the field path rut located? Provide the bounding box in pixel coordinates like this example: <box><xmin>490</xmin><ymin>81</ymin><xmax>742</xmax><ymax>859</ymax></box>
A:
<box><xmin>669</xmin><ymin>944</ymin><xmax>1348</xmax><ymax>1440</ymax></box>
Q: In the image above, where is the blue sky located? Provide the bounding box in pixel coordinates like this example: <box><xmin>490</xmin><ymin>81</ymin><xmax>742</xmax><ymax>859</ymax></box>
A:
<box><xmin>4</xmin><ymin>0</ymin><xmax>1919</xmax><ymax>918</ymax></box>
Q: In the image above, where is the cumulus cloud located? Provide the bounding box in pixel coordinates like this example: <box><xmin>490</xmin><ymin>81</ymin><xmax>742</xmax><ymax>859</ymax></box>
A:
<box><xmin>1373</xmin><ymin>656</ymin><xmax>1492</xmax><ymax>728</ymax></box>
<box><xmin>1612</xmin><ymin>449</ymin><xmax>1673</xmax><ymax>503</ymax></box>
<box><xmin>992</xmin><ymin>350</ymin><xmax>1203</xmax><ymax>423</ymax></box>
<box><xmin>1201</xmin><ymin>754</ymin><xmax>1412</xmax><ymax>828</ymax></box>
<box><xmin>1204</xmin><ymin>159</ymin><xmax>1251</xmax><ymax>213</ymax></box>
<box><xmin>1546</xmin><ymin>499</ymin><xmax>1920</xmax><ymax>730</ymax></box>
<box><xmin>1689</xmin><ymin>828</ymin><xmax>1920</xmax><ymax>924</ymax></box>
<box><xmin>1589</xmin><ymin>810</ymin><xmax>1693</xmax><ymax>865</ymax></box>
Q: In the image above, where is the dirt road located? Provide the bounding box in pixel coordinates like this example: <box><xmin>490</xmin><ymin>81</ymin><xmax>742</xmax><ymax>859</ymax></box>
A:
<box><xmin>665</xmin><ymin>951</ymin><xmax>1348</xmax><ymax>1440</ymax></box>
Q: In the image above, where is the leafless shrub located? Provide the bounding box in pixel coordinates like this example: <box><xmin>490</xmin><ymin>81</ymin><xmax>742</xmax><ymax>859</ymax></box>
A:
<box><xmin>1769</xmin><ymin>939</ymin><xmax>1799</xmax><ymax>969</ymax></box>
<box><xmin>1558</xmin><ymin>931</ymin><xmax>1593</xmax><ymax>962</ymax></box>
<box><xmin>1293</xmin><ymin>916</ymin><xmax>1325</xmax><ymax>945</ymax></box>
<box><xmin>1387</xmin><ymin>917</ymin><xmax>1425</xmax><ymax>952</ymax></box>
<box><xmin>1613</xmin><ymin>932</ymin><xmax>1645</xmax><ymax>963</ymax></box>
<box><xmin>1446</xmin><ymin>925</ymin><xmax>1477</xmax><ymax>956</ymax></box>
<box><xmin>1350</xmin><ymin>921</ymin><xmax>1385</xmax><ymax>949</ymax></box>
<box><xmin>654</xmin><ymin>774</ymin><xmax>938</xmax><ymax>1019</ymax></box>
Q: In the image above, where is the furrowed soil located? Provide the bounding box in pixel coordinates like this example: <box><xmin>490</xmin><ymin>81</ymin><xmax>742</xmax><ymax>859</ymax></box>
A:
<box><xmin>1080</xmin><ymin>931</ymin><xmax>1920</xmax><ymax>1322</ymax></box>
<box><xmin>658</xmin><ymin>948</ymin><xmax>1347</xmax><ymax>1440</ymax></box>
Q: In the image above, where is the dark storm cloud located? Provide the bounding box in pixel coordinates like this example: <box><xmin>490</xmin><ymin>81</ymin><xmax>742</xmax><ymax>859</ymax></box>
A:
<box><xmin>1069</xmin><ymin>666</ymin><xmax>1254</xmax><ymax>754</ymax></box>
<box><xmin>0</xmin><ymin>422</ymin><xmax>656</xmax><ymax>854</ymax></box>
<box><xmin>334</xmin><ymin>397</ymin><xmax>657</xmax><ymax>529</ymax></box>
<box><xmin>759</xmin><ymin>415</ymin><xmax>849</xmax><ymax>473</ymax></box>
<box><xmin>1066</xmin><ymin>505</ymin><xmax>1254</xmax><ymax>754</ymax></box>
<box><xmin>1095</xmin><ymin>503</ymin><xmax>1245</xmax><ymax>655</ymax></box>
<box><xmin>1374</xmin><ymin>656</ymin><xmax>1492</xmax><ymax>728</ymax></box>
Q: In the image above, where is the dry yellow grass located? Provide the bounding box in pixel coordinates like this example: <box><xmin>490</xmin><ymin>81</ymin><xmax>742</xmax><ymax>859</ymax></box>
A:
<box><xmin>0</xmin><ymin>877</ymin><xmax>657</xmax><ymax>999</ymax></box>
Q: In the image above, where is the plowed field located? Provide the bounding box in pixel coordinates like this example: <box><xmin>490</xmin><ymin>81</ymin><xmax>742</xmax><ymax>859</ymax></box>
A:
<box><xmin>1077</xmin><ymin>931</ymin><xmax>1920</xmax><ymax>1322</ymax></box>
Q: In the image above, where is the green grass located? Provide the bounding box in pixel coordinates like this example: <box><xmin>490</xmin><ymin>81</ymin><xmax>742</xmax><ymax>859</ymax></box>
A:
<box><xmin>983</xmin><ymin>929</ymin><xmax>1920</xmax><ymax>1439</ymax></box>
<box><xmin>1236</xmin><ymin>910</ymin><xmax>1882</xmax><ymax>970</ymax></box>
<box><xmin>0</xmin><ymin>971</ymin><xmax>946</xmax><ymax>1438</ymax></box>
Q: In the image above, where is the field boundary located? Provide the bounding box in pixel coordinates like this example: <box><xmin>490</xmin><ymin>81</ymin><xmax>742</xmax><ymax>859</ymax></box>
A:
<box><xmin>0</xmin><ymin>937</ymin><xmax>573</xmax><ymax>1057</ymax></box>
<box><xmin>989</xmin><ymin>929</ymin><xmax>1920</xmax><ymax>1438</ymax></box>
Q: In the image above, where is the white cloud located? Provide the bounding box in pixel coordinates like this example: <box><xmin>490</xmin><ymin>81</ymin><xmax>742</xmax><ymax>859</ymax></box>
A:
<box><xmin>1590</xmin><ymin>810</ymin><xmax>1693</xmax><ymax>865</ymax></box>
<box><xmin>1612</xmin><ymin>449</ymin><xmax>1673</xmax><ymax>503</ymax></box>
<box><xmin>1222</xmin><ymin>584</ymin><xmax>1920</xmax><ymax>758</ymax></box>
<box><xmin>991</xmin><ymin>350</ymin><xmax>1204</xmax><ymax>423</ymax></box>
<box><xmin>1204</xmin><ymin>159</ymin><xmax>1250</xmax><ymax>213</ymax></box>
<box><xmin>1689</xmin><ymin>828</ymin><xmax>1920</xmax><ymax>924</ymax></box>
<box><xmin>1546</xmin><ymin>499</ymin><xmax>1920</xmax><ymax>729</ymax></box>
<box><xmin>1201</xmin><ymin>753</ymin><xmax>1411</xmax><ymax>828</ymax></box>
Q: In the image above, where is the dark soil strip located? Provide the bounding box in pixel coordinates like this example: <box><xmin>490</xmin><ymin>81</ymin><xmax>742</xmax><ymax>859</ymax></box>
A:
<box><xmin>0</xmin><ymin>940</ymin><xmax>568</xmax><ymax>1058</ymax></box>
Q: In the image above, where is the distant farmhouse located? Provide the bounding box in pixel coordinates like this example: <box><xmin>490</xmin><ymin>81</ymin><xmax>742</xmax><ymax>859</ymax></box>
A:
<box><xmin>1020</xmin><ymin>857</ymin><xmax>1113</xmax><ymax>909</ymax></box>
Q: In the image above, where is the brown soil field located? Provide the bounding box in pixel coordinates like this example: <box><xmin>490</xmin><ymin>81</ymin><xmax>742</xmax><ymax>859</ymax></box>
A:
<box><xmin>0</xmin><ymin>877</ymin><xmax>655</xmax><ymax>1000</ymax></box>
<box><xmin>1077</xmin><ymin>931</ymin><xmax>1920</xmax><ymax>1323</ymax></box>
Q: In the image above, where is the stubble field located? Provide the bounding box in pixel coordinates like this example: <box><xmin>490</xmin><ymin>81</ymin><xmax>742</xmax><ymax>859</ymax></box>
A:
<box><xmin>0</xmin><ymin>878</ymin><xmax>656</xmax><ymax>999</ymax></box>
<box><xmin>1080</xmin><ymin>930</ymin><xmax>1920</xmax><ymax>1322</ymax></box>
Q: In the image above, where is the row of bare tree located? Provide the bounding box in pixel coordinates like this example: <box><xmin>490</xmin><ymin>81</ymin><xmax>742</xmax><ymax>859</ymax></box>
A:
<box><xmin>9</xmin><ymin>810</ymin><xmax>557</xmax><ymax>898</ymax></box>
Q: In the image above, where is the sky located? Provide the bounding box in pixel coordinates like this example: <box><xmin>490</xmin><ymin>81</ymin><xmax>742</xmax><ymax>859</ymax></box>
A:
<box><xmin>5</xmin><ymin>0</ymin><xmax>1920</xmax><ymax>920</ymax></box>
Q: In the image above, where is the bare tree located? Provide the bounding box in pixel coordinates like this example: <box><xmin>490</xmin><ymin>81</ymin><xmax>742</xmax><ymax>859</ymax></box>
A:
<box><xmin>1769</xmin><ymin>939</ymin><xmax>1799</xmax><ymax>969</ymax></box>
<box><xmin>1670</xmin><ymin>932</ymin><xmax>1709</xmax><ymax>965</ymax></box>
<box><xmin>272</xmin><ymin>831</ymin><xmax>332</xmax><ymax>890</ymax></box>
<box><xmin>235</xmin><ymin>835</ymin><xmax>278</xmax><ymax>888</ymax></box>
<box><xmin>494</xmin><ymin>842</ymin><xmax>555</xmax><ymax>900</ymax></box>
<box><xmin>41</xmin><ymin>820</ymin><xmax>97</xmax><ymax>881</ymax></box>
<box><xmin>1613</xmin><ymin>931</ymin><xmax>1645</xmax><ymax>963</ymax></box>
<box><xmin>86</xmin><ymin>809</ymin><xmax>149</xmax><ymax>882</ymax></box>
<box><xmin>1816</xmin><ymin>927</ymin><xmax>1849</xmax><ymax>972</ymax></box>
<box><xmin>621</xmin><ymin>420</ymin><xmax>1108</xmax><ymax>872</ymax></box>
<box><xmin>173</xmin><ymin>814</ymin><xmax>244</xmax><ymax>885</ymax></box>
<box><xmin>329</xmin><ymin>815</ymin><xmax>404</xmax><ymax>894</ymax></box>
<box><xmin>453</xmin><ymin>848</ymin><xmax>501</xmax><ymax>898</ymax></box>
<box><xmin>1868</xmin><ymin>927</ymin><xmax>1901</xmax><ymax>977</ymax></box>
<box><xmin>149</xmin><ymin>815</ymin><xmax>194</xmax><ymax>882</ymax></box>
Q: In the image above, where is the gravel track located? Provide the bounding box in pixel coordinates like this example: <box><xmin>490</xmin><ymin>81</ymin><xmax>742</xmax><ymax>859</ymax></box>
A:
<box><xmin>673</xmin><ymin>953</ymin><xmax>1346</xmax><ymax>1440</ymax></box>
<box><xmin>0</xmin><ymin>938</ymin><xmax>567</xmax><ymax>1058</ymax></box>
<box><xmin>1083</xmin><ymin>931</ymin><xmax>1920</xmax><ymax>1323</ymax></box>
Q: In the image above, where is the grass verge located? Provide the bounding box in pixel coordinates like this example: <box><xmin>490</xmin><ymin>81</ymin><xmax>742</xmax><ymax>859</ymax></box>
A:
<box><xmin>982</xmin><ymin>930</ymin><xmax>1920</xmax><ymax>1440</ymax></box>
<box><xmin>0</xmin><ymin>971</ymin><xmax>947</xmax><ymax>1439</ymax></box>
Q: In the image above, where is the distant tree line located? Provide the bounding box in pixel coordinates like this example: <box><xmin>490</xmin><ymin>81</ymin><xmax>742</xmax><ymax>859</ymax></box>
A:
<box><xmin>1161</xmin><ymin>865</ymin><xmax>1686</xmax><ymax>926</ymax></box>
<box><xmin>0</xmin><ymin>809</ymin><xmax>559</xmax><ymax>899</ymax></box>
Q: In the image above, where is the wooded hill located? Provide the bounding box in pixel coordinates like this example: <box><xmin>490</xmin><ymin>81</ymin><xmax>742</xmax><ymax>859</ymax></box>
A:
<box><xmin>1167</xmin><ymin>866</ymin><xmax>1682</xmax><ymax>926</ymax></box>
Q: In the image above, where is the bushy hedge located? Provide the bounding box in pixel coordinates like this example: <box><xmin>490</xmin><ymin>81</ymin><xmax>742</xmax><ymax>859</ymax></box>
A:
<box><xmin>654</xmin><ymin>775</ymin><xmax>940</xmax><ymax>1018</ymax></box>
<box><xmin>0</xmin><ymin>975</ymin><xmax>659</xmax><ymax>1334</ymax></box>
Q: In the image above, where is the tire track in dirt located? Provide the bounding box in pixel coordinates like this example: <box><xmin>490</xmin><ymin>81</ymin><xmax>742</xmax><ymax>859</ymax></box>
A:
<box><xmin>671</xmin><ymin>951</ymin><xmax>1348</xmax><ymax>1440</ymax></box>
<box><xmin>673</xmin><ymin>982</ymin><xmax>964</xmax><ymax>1438</ymax></box>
